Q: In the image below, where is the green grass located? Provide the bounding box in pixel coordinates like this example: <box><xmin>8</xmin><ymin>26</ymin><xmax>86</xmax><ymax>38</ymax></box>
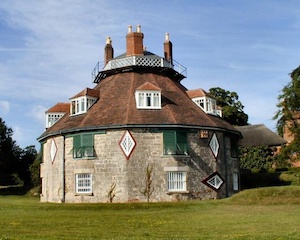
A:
<box><xmin>1</xmin><ymin>186</ymin><xmax>300</xmax><ymax>239</ymax></box>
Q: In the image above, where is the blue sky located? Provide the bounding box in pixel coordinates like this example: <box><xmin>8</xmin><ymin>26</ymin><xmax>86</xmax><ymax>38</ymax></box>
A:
<box><xmin>0</xmin><ymin>0</ymin><xmax>299</xmax><ymax>149</ymax></box>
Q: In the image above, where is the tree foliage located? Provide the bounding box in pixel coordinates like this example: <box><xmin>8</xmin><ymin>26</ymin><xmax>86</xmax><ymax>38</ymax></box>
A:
<box><xmin>0</xmin><ymin>117</ymin><xmax>37</xmax><ymax>186</ymax></box>
<box><xmin>239</xmin><ymin>146</ymin><xmax>284</xmax><ymax>171</ymax></box>
<box><xmin>274</xmin><ymin>66</ymin><xmax>300</xmax><ymax>161</ymax></box>
<box><xmin>209</xmin><ymin>87</ymin><xmax>249</xmax><ymax>126</ymax></box>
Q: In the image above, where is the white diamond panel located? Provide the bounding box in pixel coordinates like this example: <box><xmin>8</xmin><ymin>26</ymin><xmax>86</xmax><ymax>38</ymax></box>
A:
<box><xmin>207</xmin><ymin>174</ymin><xmax>223</xmax><ymax>189</ymax></box>
<box><xmin>50</xmin><ymin>139</ymin><xmax>57</xmax><ymax>162</ymax></box>
<box><xmin>209</xmin><ymin>133</ymin><xmax>219</xmax><ymax>158</ymax></box>
<box><xmin>119</xmin><ymin>130</ymin><xmax>136</xmax><ymax>159</ymax></box>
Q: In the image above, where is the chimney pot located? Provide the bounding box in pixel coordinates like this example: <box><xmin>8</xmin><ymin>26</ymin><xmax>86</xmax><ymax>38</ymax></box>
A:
<box><xmin>165</xmin><ymin>33</ymin><xmax>170</xmax><ymax>42</ymax></box>
<box><xmin>164</xmin><ymin>32</ymin><xmax>173</xmax><ymax>64</ymax></box>
<box><xmin>137</xmin><ymin>25</ymin><xmax>141</xmax><ymax>33</ymax></box>
<box><xmin>128</xmin><ymin>25</ymin><xmax>132</xmax><ymax>33</ymax></box>
<box><xmin>106</xmin><ymin>36</ymin><xmax>111</xmax><ymax>45</ymax></box>
<box><xmin>104</xmin><ymin>36</ymin><xmax>114</xmax><ymax>65</ymax></box>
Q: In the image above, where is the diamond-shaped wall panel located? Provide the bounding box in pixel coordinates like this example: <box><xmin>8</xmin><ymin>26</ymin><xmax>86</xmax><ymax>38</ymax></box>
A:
<box><xmin>50</xmin><ymin>139</ymin><xmax>57</xmax><ymax>163</ymax></box>
<box><xmin>209</xmin><ymin>133</ymin><xmax>219</xmax><ymax>158</ymax></box>
<box><xmin>202</xmin><ymin>172</ymin><xmax>225</xmax><ymax>191</ymax></box>
<box><xmin>119</xmin><ymin>130</ymin><xmax>136</xmax><ymax>160</ymax></box>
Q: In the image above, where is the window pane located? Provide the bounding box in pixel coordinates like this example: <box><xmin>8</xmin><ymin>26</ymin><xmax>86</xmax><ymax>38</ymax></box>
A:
<box><xmin>176</xmin><ymin>132</ymin><xmax>188</xmax><ymax>154</ymax></box>
<box><xmin>233</xmin><ymin>172</ymin><xmax>239</xmax><ymax>191</ymax></box>
<box><xmin>146</xmin><ymin>93</ymin><xmax>151</xmax><ymax>106</ymax></box>
<box><xmin>76</xmin><ymin>173</ymin><xmax>92</xmax><ymax>193</ymax></box>
<box><xmin>81</xmin><ymin>98</ymin><xmax>85</xmax><ymax>112</ymax></box>
<box><xmin>163</xmin><ymin>131</ymin><xmax>176</xmax><ymax>155</ymax></box>
<box><xmin>138</xmin><ymin>93</ymin><xmax>144</xmax><ymax>107</ymax></box>
<box><xmin>153</xmin><ymin>93</ymin><xmax>159</xmax><ymax>107</ymax></box>
<box><xmin>167</xmin><ymin>172</ymin><xmax>186</xmax><ymax>191</ymax></box>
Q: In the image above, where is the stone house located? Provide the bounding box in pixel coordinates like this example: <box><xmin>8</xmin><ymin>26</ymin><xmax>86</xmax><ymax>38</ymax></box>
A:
<box><xmin>37</xmin><ymin>25</ymin><xmax>242</xmax><ymax>203</ymax></box>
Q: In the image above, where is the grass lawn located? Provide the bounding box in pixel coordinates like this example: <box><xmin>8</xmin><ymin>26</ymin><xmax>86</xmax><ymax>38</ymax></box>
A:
<box><xmin>1</xmin><ymin>186</ymin><xmax>300</xmax><ymax>240</ymax></box>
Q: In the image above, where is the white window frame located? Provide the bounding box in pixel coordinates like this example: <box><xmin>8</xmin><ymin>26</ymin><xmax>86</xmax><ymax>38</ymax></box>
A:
<box><xmin>135</xmin><ymin>90</ymin><xmax>161</xmax><ymax>109</ymax></box>
<box><xmin>192</xmin><ymin>96</ymin><xmax>218</xmax><ymax>115</ymax></box>
<box><xmin>164</xmin><ymin>166</ymin><xmax>188</xmax><ymax>192</ymax></box>
<box><xmin>233</xmin><ymin>172</ymin><xmax>239</xmax><ymax>191</ymax></box>
<box><xmin>46</xmin><ymin>113</ymin><xmax>64</xmax><ymax>128</ymax></box>
<box><xmin>75</xmin><ymin>173</ymin><xmax>92</xmax><ymax>194</ymax></box>
<box><xmin>70</xmin><ymin>96</ymin><xmax>97</xmax><ymax>115</ymax></box>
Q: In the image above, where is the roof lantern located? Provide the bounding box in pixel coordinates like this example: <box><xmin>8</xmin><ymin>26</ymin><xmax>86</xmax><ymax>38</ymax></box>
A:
<box><xmin>91</xmin><ymin>25</ymin><xmax>187</xmax><ymax>83</ymax></box>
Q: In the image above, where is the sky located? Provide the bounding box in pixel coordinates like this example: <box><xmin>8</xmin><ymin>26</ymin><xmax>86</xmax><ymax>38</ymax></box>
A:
<box><xmin>0</xmin><ymin>0</ymin><xmax>299</xmax><ymax>149</ymax></box>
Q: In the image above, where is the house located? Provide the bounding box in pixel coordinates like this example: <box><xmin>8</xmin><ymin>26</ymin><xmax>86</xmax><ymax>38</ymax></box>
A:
<box><xmin>37</xmin><ymin>25</ymin><xmax>242</xmax><ymax>203</ymax></box>
<box><xmin>235</xmin><ymin>124</ymin><xmax>286</xmax><ymax>148</ymax></box>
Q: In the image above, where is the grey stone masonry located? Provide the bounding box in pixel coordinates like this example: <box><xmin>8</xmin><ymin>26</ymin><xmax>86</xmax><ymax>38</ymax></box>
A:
<box><xmin>40</xmin><ymin>128</ymin><xmax>239</xmax><ymax>203</ymax></box>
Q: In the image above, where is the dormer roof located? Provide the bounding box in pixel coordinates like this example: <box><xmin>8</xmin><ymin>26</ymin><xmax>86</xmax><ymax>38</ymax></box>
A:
<box><xmin>70</xmin><ymin>88</ymin><xmax>99</xmax><ymax>99</ymax></box>
<box><xmin>46</xmin><ymin>102</ymin><xmax>70</xmax><ymax>113</ymax></box>
<box><xmin>186</xmin><ymin>88</ymin><xmax>215</xmax><ymax>99</ymax></box>
<box><xmin>136</xmin><ymin>82</ymin><xmax>161</xmax><ymax>91</ymax></box>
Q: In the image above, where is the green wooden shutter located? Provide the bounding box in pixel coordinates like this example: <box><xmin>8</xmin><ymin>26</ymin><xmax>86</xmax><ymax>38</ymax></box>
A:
<box><xmin>163</xmin><ymin>131</ymin><xmax>176</xmax><ymax>155</ymax></box>
<box><xmin>176</xmin><ymin>132</ymin><xmax>188</xmax><ymax>154</ymax></box>
<box><xmin>82</xmin><ymin>134</ymin><xmax>94</xmax><ymax>157</ymax></box>
<box><xmin>73</xmin><ymin>135</ymin><xmax>81</xmax><ymax>158</ymax></box>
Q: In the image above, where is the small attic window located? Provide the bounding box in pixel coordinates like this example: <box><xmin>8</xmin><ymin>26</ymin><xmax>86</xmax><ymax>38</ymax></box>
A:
<box><xmin>193</xmin><ymin>96</ymin><xmax>220</xmax><ymax>116</ymax></box>
<box><xmin>71</xmin><ymin>96</ymin><xmax>97</xmax><ymax>115</ymax></box>
<box><xmin>46</xmin><ymin>113</ymin><xmax>65</xmax><ymax>128</ymax></box>
<box><xmin>135</xmin><ymin>82</ymin><xmax>162</xmax><ymax>109</ymax></box>
<box><xmin>135</xmin><ymin>91</ymin><xmax>161</xmax><ymax>109</ymax></box>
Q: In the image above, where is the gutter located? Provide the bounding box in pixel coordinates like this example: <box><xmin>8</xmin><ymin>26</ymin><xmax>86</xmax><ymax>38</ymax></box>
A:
<box><xmin>37</xmin><ymin>124</ymin><xmax>242</xmax><ymax>143</ymax></box>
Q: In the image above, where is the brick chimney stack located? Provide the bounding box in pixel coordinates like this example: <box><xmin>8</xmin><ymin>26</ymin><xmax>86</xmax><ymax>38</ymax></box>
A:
<box><xmin>126</xmin><ymin>25</ymin><xmax>144</xmax><ymax>56</ymax></box>
<box><xmin>164</xmin><ymin>33</ymin><xmax>173</xmax><ymax>64</ymax></box>
<box><xmin>104</xmin><ymin>36</ymin><xmax>114</xmax><ymax>65</ymax></box>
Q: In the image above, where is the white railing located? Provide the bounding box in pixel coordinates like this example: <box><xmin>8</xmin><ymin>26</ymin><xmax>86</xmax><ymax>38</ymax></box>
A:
<box><xmin>92</xmin><ymin>55</ymin><xmax>187</xmax><ymax>82</ymax></box>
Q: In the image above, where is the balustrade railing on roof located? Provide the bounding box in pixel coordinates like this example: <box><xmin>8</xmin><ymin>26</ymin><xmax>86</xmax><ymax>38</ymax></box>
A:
<box><xmin>92</xmin><ymin>55</ymin><xmax>187</xmax><ymax>83</ymax></box>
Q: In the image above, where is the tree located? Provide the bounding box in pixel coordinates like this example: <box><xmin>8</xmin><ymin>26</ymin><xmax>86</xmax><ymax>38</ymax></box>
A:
<box><xmin>274</xmin><ymin>66</ymin><xmax>300</xmax><ymax>161</ymax></box>
<box><xmin>19</xmin><ymin>146</ymin><xmax>37</xmax><ymax>186</ymax></box>
<box><xmin>0</xmin><ymin>117</ymin><xmax>37</xmax><ymax>186</ymax></box>
<box><xmin>239</xmin><ymin>146</ymin><xmax>278</xmax><ymax>172</ymax></box>
<box><xmin>0</xmin><ymin>118</ymin><xmax>20</xmax><ymax>181</ymax></box>
<box><xmin>209</xmin><ymin>87</ymin><xmax>249</xmax><ymax>126</ymax></box>
<box><xmin>29</xmin><ymin>150</ymin><xmax>42</xmax><ymax>188</ymax></box>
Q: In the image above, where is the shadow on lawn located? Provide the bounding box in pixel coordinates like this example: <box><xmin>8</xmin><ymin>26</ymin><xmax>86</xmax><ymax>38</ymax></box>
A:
<box><xmin>0</xmin><ymin>185</ymin><xmax>31</xmax><ymax>195</ymax></box>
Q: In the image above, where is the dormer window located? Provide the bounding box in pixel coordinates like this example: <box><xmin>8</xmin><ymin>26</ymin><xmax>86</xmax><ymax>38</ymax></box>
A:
<box><xmin>192</xmin><ymin>96</ymin><xmax>218</xmax><ymax>115</ymax></box>
<box><xmin>46</xmin><ymin>113</ymin><xmax>65</xmax><ymax>128</ymax></box>
<box><xmin>45</xmin><ymin>102</ymin><xmax>70</xmax><ymax>129</ymax></box>
<box><xmin>70</xmin><ymin>88</ymin><xmax>99</xmax><ymax>116</ymax></box>
<box><xmin>71</xmin><ymin>96</ymin><xmax>97</xmax><ymax>115</ymax></box>
<box><xmin>186</xmin><ymin>88</ymin><xmax>222</xmax><ymax>117</ymax></box>
<box><xmin>135</xmin><ymin>82</ymin><xmax>162</xmax><ymax>109</ymax></box>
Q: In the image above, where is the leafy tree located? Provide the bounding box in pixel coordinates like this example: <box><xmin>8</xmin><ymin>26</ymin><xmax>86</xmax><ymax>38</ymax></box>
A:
<box><xmin>239</xmin><ymin>146</ymin><xmax>280</xmax><ymax>172</ymax></box>
<box><xmin>19</xmin><ymin>146</ymin><xmax>37</xmax><ymax>186</ymax></box>
<box><xmin>29</xmin><ymin>150</ymin><xmax>42</xmax><ymax>188</ymax></box>
<box><xmin>209</xmin><ymin>87</ymin><xmax>249</xmax><ymax>126</ymax></box>
<box><xmin>0</xmin><ymin>118</ymin><xmax>20</xmax><ymax>180</ymax></box>
<box><xmin>0</xmin><ymin>117</ymin><xmax>37</xmax><ymax>186</ymax></box>
<box><xmin>274</xmin><ymin>66</ymin><xmax>300</xmax><ymax>161</ymax></box>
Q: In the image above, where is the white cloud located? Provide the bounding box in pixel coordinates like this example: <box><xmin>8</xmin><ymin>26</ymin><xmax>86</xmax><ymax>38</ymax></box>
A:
<box><xmin>0</xmin><ymin>100</ymin><xmax>10</xmax><ymax>115</ymax></box>
<box><xmin>29</xmin><ymin>104</ymin><xmax>47</xmax><ymax>126</ymax></box>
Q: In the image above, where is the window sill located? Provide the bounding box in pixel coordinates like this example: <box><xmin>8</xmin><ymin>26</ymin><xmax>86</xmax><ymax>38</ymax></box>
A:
<box><xmin>74</xmin><ymin>156</ymin><xmax>96</xmax><ymax>160</ymax></box>
<box><xmin>75</xmin><ymin>193</ymin><xmax>93</xmax><ymax>196</ymax></box>
<box><xmin>166</xmin><ymin>191</ymin><xmax>189</xmax><ymax>195</ymax></box>
<box><xmin>162</xmin><ymin>154</ymin><xmax>190</xmax><ymax>158</ymax></box>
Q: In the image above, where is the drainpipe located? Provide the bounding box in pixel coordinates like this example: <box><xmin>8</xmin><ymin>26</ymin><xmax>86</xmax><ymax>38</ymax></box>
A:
<box><xmin>61</xmin><ymin>134</ymin><xmax>66</xmax><ymax>203</ymax></box>
<box><xmin>223</xmin><ymin>135</ymin><xmax>229</xmax><ymax>197</ymax></box>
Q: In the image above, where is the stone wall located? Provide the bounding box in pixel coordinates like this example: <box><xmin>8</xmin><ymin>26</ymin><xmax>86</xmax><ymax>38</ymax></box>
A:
<box><xmin>40</xmin><ymin>128</ymin><xmax>239</xmax><ymax>203</ymax></box>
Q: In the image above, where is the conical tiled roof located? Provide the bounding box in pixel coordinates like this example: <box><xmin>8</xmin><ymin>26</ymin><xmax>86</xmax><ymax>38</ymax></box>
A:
<box><xmin>38</xmin><ymin>71</ymin><xmax>240</xmax><ymax>141</ymax></box>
